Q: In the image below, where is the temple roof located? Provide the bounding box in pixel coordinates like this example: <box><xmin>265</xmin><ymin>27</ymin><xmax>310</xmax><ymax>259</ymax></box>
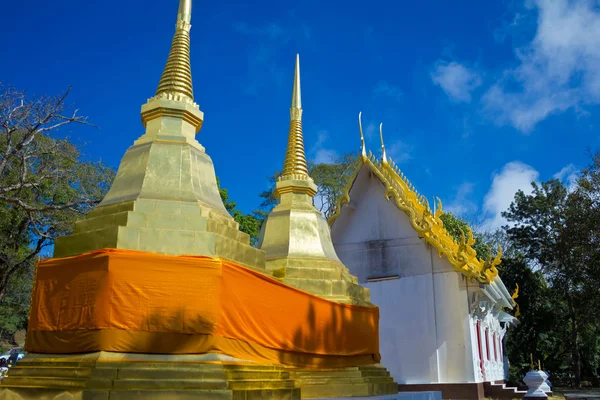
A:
<box><xmin>328</xmin><ymin>114</ymin><xmax>506</xmax><ymax>286</ymax></box>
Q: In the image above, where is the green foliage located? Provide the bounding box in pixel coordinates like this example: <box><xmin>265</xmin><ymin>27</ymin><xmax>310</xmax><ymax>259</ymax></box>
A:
<box><xmin>0</xmin><ymin>85</ymin><xmax>115</xmax><ymax>343</ymax></box>
<box><xmin>217</xmin><ymin>177</ymin><xmax>262</xmax><ymax>247</ymax></box>
<box><xmin>498</xmin><ymin>256</ymin><xmax>567</xmax><ymax>382</ymax></box>
<box><xmin>308</xmin><ymin>153</ymin><xmax>357</xmax><ymax>218</ymax></box>
<box><xmin>0</xmin><ymin>263</ymin><xmax>34</xmax><ymax>343</ymax></box>
<box><xmin>258</xmin><ymin>153</ymin><xmax>357</xmax><ymax>218</ymax></box>
<box><xmin>439</xmin><ymin>212</ymin><xmax>492</xmax><ymax>260</ymax></box>
<box><xmin>502</xmin><ymin>171</ymin><xmax>600</xmax><ymax>387</ymax></box>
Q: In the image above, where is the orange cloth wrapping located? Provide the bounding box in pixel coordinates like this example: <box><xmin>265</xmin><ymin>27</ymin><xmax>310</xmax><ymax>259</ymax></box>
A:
<box><xmin>26</xmin><ymin>249</ymin><xmax>380</xmax><ymax>368</ymax></box>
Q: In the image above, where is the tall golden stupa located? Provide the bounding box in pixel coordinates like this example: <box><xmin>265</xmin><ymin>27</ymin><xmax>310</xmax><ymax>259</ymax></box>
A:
<box><xmin>0</xmin><ymin>1</ymin><xmax>397</xmax><ymax>399</ymax></box>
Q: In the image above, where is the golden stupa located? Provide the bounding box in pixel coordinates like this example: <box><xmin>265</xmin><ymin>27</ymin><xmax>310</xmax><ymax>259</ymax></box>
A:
<box><xmin>0</xmin><ymin>1</ymin><xmax>397</xmax><ymax>399</ymax></box>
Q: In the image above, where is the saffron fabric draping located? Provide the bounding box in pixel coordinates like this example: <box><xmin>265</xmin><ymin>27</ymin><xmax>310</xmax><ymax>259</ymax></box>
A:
<box><xmin>26</xmin><ymin>249</ymin><xmax>380</xmax><ymax>368</ymax></box>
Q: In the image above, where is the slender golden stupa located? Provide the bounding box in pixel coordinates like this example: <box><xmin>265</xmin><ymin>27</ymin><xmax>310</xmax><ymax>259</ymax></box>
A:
<box><xmin>52</xmin><ymin>0</ymin><xmax>264</xmax><ymax>270</ymax></box>
<box><xmin>259</xmin><ymin>55</ymin><xmax>370</xmax><ymax>306</ymax></box>
<box><xmin>0</xmin><ymin>1</ymin><xmax>397</xmax><ymax>399</ymax></box>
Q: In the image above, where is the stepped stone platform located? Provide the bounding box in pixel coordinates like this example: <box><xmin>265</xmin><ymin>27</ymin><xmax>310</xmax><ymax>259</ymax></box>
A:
<box><xmin>270</xmin><ymin>258</ymin><xmax>371</xmax><ymax>306</ymax></box>
<box><xmin>287</xmin><ymin>365</ymin><xmax>397</xmax><ymax>398</ymax></box>
<box><xmin>0</xmin><ymin>353</ymin><xmax>401</xmax><ymax>399</ymax></box>
<box><xmin>0</xmin><ymin>353</ymin><xmax>299</xmax><ymax>400</ymax></box>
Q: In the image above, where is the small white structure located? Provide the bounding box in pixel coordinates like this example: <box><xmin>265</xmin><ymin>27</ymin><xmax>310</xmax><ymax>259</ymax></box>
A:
<box><xmin>523</xmin><ymin>370</ymin><xmax>548</xmax><ymax>399</ymax></box>
<box><xmin>539</xmin><ymin>371</ymin><xmax>552</xmax><ymax>394</ymax></box>
<box><xmin>328</xmin><ymin>124</ymin><xmax>518</xmax><ymax>397</ymax></box>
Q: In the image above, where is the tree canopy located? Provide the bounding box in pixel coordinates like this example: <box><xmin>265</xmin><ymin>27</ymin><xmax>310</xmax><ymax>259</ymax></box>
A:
<box><xmin>0</xmin><ymin>85</ymin><xmax>115</xmax><ymax>346</ymax></box>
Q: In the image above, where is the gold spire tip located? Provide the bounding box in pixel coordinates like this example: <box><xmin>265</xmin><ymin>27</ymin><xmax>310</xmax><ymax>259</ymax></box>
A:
<box><xmin>291</xmin><ymin>54</ymin><xmax>302</xmax><ymax>116</ymax></box>
<box><xmin>177</xmin><ymin>0</ymin><xmax>192</xmax><ymax>24</ymax></box>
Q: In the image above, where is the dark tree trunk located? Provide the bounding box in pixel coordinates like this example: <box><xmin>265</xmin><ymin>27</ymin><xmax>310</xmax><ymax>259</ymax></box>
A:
<box><xmin>569</xmin><ymin>300</ymin><xmax>582</xmax><ymax>388</ymax></box>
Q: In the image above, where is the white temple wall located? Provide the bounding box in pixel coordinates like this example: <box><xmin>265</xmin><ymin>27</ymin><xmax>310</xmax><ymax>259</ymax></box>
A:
<box><xmin>431</xmin><ymin>269</ymin><xmax>476</xmax><ymax>383</ymax></box>
<box><xmin>331</xmin><ymin>167</ymin><xmax>510</xmax><ymax>385</ymax></box>
<box><xmin>365</xmin><ymin>276</ymin><xmax>438</xmax><ymax>384</ymax></box>
<box><xmin>331</xmin><ymin>170</ymin><xmax>431</xmax><ymax>282</ymax></box>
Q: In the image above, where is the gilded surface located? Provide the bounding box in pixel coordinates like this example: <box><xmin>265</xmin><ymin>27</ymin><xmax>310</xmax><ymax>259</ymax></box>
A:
<box><xmin>155</xmin><ymin>0</ymin><xmax>194</xmax><ymax>101</ymax></box>
<box><xmin>328</xmin><ymin>114</ymin><xmax>502</xmax><ymax>284</ymax></box>
<box><xmin>511</xmin><ymin>283</ymin><xmax>521</xmax><ymax>317</ymax></box>
<box><xmin>259</xmin><ymin>56</ymin><xmax>370</xmax><ymax>305</ymax></box>
<box><xmin>52</xmin><ymin>0</ymin><xmax>264</xmax><ymax>269</ymax></box>
<box><xmin>280</xmin><ymin>55</ymin><xmax>309</xmax><ymax>180</ymax></box>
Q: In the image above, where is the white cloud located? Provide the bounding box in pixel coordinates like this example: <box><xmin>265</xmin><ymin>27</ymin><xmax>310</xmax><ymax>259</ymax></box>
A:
<box><xmin>431</xmin><ymin>61</ymin><xmax>482</xmax><ymax>102</ymax></box>
<box><xmin>483</xmin><ymin>0</ymin><xmax>600</xmax><ymax>132</ymax></box>
<box><xmin>446</xmin><ymin>182</ymin><xmax>478</xmax><ymax>216</ymax></box>
<box><xmin>313</xmin><ymin>149</ymin><xmax>338</xmax><ymax>164</ymax></box>
<box><xmin>234</xmin><ymin>22</ymin><xmax>311</xmax><ymax>96</ymax></box>
<box><xmin>373</xmin><ymin>80</ymin><xmax>403</xmax><ymax>101</ymax></box>
<box><xmin>481</xmin><ymin>161</ymin><xmax>540</xmax><ymax>231</ymax></box>
<box><xmin>553</xmin><ymin>163</ymin><xmax>580</xmax><ymax>191</ymax></box>
<box><xmin>310</xmin><ymin>131</ymin><xmax>338</xmax><ymax>164</ymax></box>
<box><xmin>386</xmin><ymin>140</ymin><xmax>412</xmax><ymax>164</ymax></box>
<box><xmin>365</xmin><ymin>123</ymin><xmax>376</xmax><ymax>140</ymax></box>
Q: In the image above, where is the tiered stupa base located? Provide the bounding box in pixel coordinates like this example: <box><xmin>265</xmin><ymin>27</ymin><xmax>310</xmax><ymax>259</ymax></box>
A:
<box><xmin>269</xmin><ymin>258</ymin><xmax>371</xmax><ymax>306</ymax></box>
<box><xmin>54</xmin><ymin>197</ymin><xmax>265</xmax><ymax>271</ymax></box>
<box><xmin>0</xmin><ymin>353</ymin><xmax>397</xmax><ymax>400</ymax></box>
<box><xmin>287</xmin><ymin>365</ymin><xmax>397</xmax><ymax>398</ymax></box>
<box><xmin>0</xmin><ymin>353</ymin><xmax>300</xmax><ymax>400</ymax></box>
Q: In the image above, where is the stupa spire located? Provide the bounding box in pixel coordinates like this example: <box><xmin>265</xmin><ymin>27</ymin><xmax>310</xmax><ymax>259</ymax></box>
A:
<box><xmin>155</xmin><ymin>0</ymin><xmax>194</xmax><ymax>101</ymax></box>
<box><xmin>281</xmin><ymin>54</ymin><xmax>309</xmax><ymax>179</ymax></box>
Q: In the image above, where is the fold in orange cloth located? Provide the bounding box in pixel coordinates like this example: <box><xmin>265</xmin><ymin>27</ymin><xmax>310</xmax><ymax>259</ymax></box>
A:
<box><xmin>26</xmin><ymin>249</ymin><xmax>380</xmax><ymax>368</ymax></box>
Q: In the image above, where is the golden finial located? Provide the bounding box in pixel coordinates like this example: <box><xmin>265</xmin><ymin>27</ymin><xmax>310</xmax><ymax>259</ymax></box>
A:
<box><xmin>281</xmin><ymin>54</ymin><xmax>309</xmax><ymax>178</ymax></box>
<box><xmin>379</xmin><ymin>123</ymin><xmax>388</xmax><ymax>164</ymax></box>
<box><xmin>291</xmin><ymin>54</ymin><xmax>302</xmax><ymax>117</ymax></box>
<box><xmin>435</xmin><ymin>197</ymin><xmax>444</xmax><ymax>219</ymax></box>
<box><xmin>530</xmin><ymin>354</ymin><xmax>535</xmax><ymax>370</ymax></box>
<box><xmin>512</xmin><ymin>283</ymin><xmax>521</xmax><ymax>318</ymax></box>
<box><xmin>155</xmin><ymin>0</ymin><xmax>194</xmax><ymax>101</ymax></box>
<box><xmin>177</xmin><ymin>0</ymin><xmax>192</xmax><ymax>24</ymax></box>
<box><xmin>358</xmin><ymin>112</ymin><xmax>367</xmax><ymax>158</ymax></box>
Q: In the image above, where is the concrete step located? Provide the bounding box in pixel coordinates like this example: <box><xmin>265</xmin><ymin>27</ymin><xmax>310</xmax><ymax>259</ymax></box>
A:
<box><xmin>484</xmin><ymin>382</ymin><xmax>526</xmax><ymax>399</ymax></box>
<box><xmin>285</xmin><ymin>266</ymin><xmax>343</xmax><ymax>280</ymax></box>
<box><xmin>110</xmin><ymin>379</ymin><xmax>229</xmax><ymax>390</ymax></box>
<box><xmin>299</xmin><ymin>381</ymin><xmax>399</xmax><ymax>398</ymax></box>
<box><xmin>1</xmin><ymin>376</ymin><xmax>89</xmax><ymax>389</ymax></box>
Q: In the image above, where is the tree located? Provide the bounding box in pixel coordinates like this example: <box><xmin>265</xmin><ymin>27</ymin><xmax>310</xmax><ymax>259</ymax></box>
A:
<box><xmin>503</xmin><ymin>179</ymin><xmax>599</xmax><ymax>387</ymax></box>
<box><xmin>217</xmin><ymin>177</ymin><xmax>262</xmax><ymax>246</ymax></box>
<box><xmin>0</xmin><ymin>85</ymin><xmax>114</xmax><ymax>301</ymax></box>
<box><xmin>257</xmin><ymin>153</ymin><xmax>357</xmax><ymax>218</ymax></box>
<box><xmin>439</xmin><ymin>211</ymin><xmax>492</xmax><ymax>260</ymax></box>
<box><xmin>498</xmin><ymin>256</ymin><xmax>569</xmax><ymax>384</ymax></box>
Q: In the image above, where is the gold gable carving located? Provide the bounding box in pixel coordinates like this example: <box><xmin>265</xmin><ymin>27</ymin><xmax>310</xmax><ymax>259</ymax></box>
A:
<box><xmin>328</xmin><ymin>151</ymin><xmax>501</xmax><ymax>284</ymax></box>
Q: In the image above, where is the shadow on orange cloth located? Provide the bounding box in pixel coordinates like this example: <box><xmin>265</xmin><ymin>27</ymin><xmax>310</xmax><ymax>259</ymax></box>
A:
<box><xmin>26</xmin><ymin>249</ymin><xmax>380</xmax><ymax>368</ymax></box>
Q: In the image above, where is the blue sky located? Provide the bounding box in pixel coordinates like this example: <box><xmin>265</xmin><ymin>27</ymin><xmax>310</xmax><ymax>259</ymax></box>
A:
<box><xmin>2</xmin><ymin>0</ymin><xmax>598</xmax><ymax>230</ymax></box>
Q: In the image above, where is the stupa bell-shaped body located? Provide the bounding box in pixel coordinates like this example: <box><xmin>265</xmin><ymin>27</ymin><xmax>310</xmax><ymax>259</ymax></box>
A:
<box><xmin>258</xmin><ymin>55</ymin><xmax>370</xmax><ymax>305</ymax></box>
<box><xmin>53</xmin><ymin>0</ymin><xmax>264</xmax><ymax>270</ymax></box>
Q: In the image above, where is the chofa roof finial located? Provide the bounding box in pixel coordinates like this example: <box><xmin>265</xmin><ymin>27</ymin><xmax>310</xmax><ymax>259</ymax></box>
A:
<box><xmin>379</xmin><ymin>122</ymin><xmax>387</xmax><ymax>164</ymax></box>
<box><xmin>358</xmin><ymin>112</ymin><xmax>366</xmax><ymax>158</ymax></box>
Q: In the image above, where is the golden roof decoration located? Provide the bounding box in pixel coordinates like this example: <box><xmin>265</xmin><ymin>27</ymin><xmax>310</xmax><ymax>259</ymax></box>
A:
<box><xmin>511</xmin><ymin>283</ymin><xmax>521</xmax><ymax>317</ymax></box>
<box><xmin>328</xmin><ymin>113</ymin><xmax>501</xmax><ymax>284</ymax></box>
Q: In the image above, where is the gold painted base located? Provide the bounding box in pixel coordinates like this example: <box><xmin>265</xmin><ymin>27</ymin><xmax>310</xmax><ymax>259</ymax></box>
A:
<box><xmin>0</xmin><ymin>352</ymin><xmax>299</xmax><ymax>400</ymax></box>
<box><xmin>54</xmin><ymin>196</ymin><xmax>266</xmax><ymax>271</ymax></box>
<box><xmin>0</xmin><ymin>354</ymin><xmax>397</xmax><ymax>399</ymax></box>
<box><xmin>287</xmin><ymin>365</ymin><xmax>398</xmax><ymax>398</ymax></box>
<box><xmin>53</xmin><ymin>127</ymin><xmax>266</xmax><ymax>270</ymax></box>
<box><xmin>269</xmin><ymin>257</ymin><xmax>371</xmax><ymax>306</ymax></box>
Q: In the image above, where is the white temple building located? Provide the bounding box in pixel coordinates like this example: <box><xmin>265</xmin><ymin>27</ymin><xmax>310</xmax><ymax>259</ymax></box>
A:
<box><xmin>328</xmin><ymin>118</ymin><xmax>519</xmax><ymax>399</ymax></box>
